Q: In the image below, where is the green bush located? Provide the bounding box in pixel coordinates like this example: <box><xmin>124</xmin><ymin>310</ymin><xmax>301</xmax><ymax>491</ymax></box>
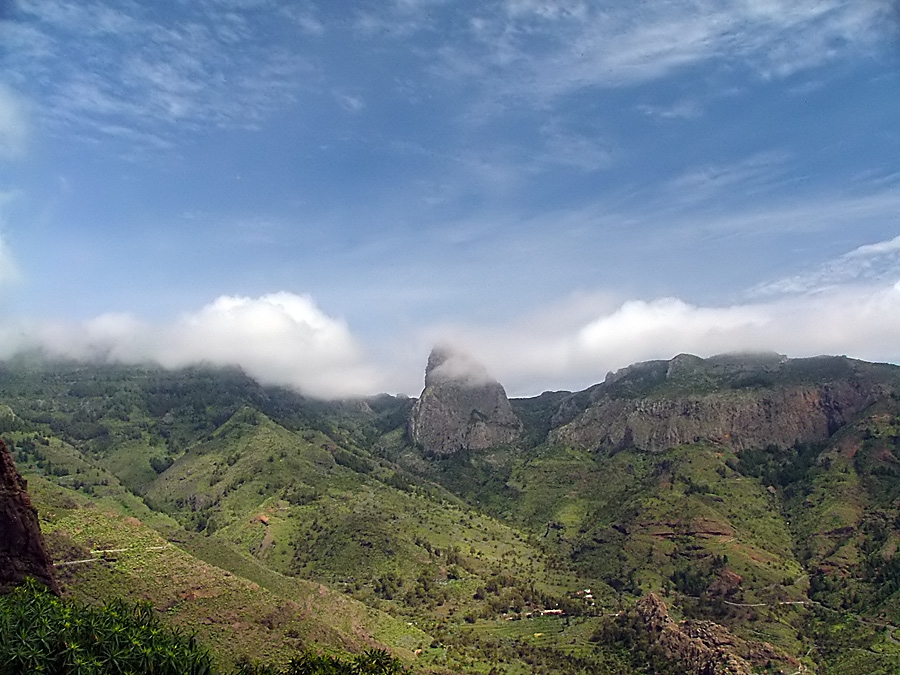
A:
<box><xmin>0</xmin><ymin>579</ymin><xmax>213</xmax><ymax>675</ymax></box>
<box><xmin>1</xmin><ymin>580</ymin><xmax>406</xmax><ymax>675</ymax></box>
<box><xmin>234</xmin><ymin>649</ymin><xmax>406</xmax><ymax>675</ymax></box>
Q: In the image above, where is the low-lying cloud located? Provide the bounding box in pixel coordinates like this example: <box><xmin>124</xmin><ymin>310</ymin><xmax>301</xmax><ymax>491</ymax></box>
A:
<box><xmin>432</xmin><ymin>280</ymin><xmax>900</xmax><ymax>397</ymax></box>
<box><xmin>0</xmin><ymin>293</ymin><xmax>383</xmax><ymax>399</ymax></box>
<box><xmin>426</xmin><ymin>345</ymin><xmax>495</xmax><ymax>388</ymax></box>
<box><xmin>3</xmin><ymin>279</ymin><xmax>900</xmax><ymax>400</ymax></box>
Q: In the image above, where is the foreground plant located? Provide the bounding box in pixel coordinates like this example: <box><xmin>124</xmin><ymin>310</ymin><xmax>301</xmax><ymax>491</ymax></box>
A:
<box><xmin>234</xmin><ymin>648</ymin><xmax>407</xmax><ymax>675</ymax></box>
<box><xmin>0</xmin><ymin>578</ymin><xmax>213</xmax><ymax>675</ymax></box>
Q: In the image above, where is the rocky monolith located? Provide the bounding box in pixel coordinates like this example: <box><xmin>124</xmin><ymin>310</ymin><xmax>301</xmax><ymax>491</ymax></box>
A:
<box><xmin>408</xmin><ymin>347</ymin><xmax>522</xmax><ymax>456</ymax></box>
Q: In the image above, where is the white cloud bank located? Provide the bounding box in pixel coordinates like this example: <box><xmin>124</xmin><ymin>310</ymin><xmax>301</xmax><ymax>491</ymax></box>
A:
<box><xmin>3</xmin><ymin>278</ymin><xmax>900</xmax><ymax>400</ymax></box>
<box><xmin>0</xmin><ymin>293</ymin><xmax>383</xmax><ymax>399</ymax></box>
<box><xmin>432</xmin><ymin>280</ymin><xmax>900</xmax><ymax>397</ymax></box>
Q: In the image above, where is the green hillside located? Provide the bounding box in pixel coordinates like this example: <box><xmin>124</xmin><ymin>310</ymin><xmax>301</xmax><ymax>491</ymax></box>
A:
<box><xmin>3</xmin><ymin>355</ymin><xmax>900</xmax><ymax>672</ymax></box>
<box><xmin>30</xmin><ymin>474</ymin><xmax>430</xmax><ymax>670</ymax></box>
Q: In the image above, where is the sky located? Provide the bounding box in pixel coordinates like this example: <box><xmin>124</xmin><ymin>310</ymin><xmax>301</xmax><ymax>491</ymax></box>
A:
<box><xmin>1</xmin><ymin>0</ymin><xmax>899</xmax><ymax>398</ymax></box>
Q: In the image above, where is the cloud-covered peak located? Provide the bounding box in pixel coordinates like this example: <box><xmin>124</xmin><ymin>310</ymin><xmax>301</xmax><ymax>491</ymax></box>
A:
<box><xmin>0</xmin><ymin>293</ymin><xmax>383</xmax><ymax>400</ymax></box>
<box><xmin>430</xmin><ymin>275</ymin><xmax>900</xmax><ymax>397</ymax></box>
<box><xmin>424</xmin><ymin>345</ymin><xmax>495</xmax><ymax>388</ymax></box>
<box><xmin>157</xmin><ymin>293</ymin><xmax>379</xmax><ymax>398</ymax></box>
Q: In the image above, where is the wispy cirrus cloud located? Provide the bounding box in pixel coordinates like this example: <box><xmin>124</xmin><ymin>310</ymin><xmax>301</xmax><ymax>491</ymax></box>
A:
<box><xmin>0</xmin><ymin>234</ymin><xmax>20</xmax><ymax>289</ymax></box>
<box><xmin>504</xmin><ymin>0</ymin><xmax>587</xmax><ymax>21</ymax></box>
<box><xmin>661</xmin><ymin>152</ymin><xmax>793</xmax><ymax>206</ymax></box>
<box><xmin>534</xmin><ymin>122</ymin><xmax>613</xmax><ymax>173</ymax></box>
<box><xmin>636</xmin><ymin>100</ymin><xmax>704</xmax><ymax>120</ymax></box>
<box><xmin>0</xmin><ymin>84</ymin><xmax>28</xmax><ymax>159</ymax></box>
<box><xmin>2</xmin><ymin>0</ymin><xmax>315</xmax><ymax>150</ymax></box>
<box><xmin>280</xmin><ymin>3</ymin><xmax>325</xmax><ymax>36</ymax></box>
<box><xmin>353</xmin><ymin>0</ymin><xmax>449</xmax><ymax>37</ymax></box>
<box><xmin>627</xmin><ymin>185</ymin><xmax>900</xmax><ymax>246</ymax></box>
<box><xmin>333</xmin><ymin>91</ymin><xmax>366</xmax><ymax>113</ymax></box>
<box><xmin>3</xmin><ymin>0</ymin><xmax>890</xmax><ymax>159</ymax></box>
<box><xmin>427</xmin><ymin>0</ymin><xmax>893</xmax><ymax>107</ymax></box>
<box><xmin>752</xmin><ymin>233</ymin><xmax>900</xmax><ymax>297</ymax></box>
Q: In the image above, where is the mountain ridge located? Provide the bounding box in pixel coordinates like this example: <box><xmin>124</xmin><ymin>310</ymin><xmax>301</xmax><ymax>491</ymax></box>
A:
<box><xmin>2</xmin><ymin>351</ymin><xmax>900</xmax><ymax>672</ymax></box>
<box><xmin>527</xmin><ymin>353</ymin><xmax>899</xmax><ymax>453</ymax></box>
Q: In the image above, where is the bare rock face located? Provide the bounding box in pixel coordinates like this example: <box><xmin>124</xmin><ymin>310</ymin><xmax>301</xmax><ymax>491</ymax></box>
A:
<box><xmin>551</xmin><ymin>354</ymin><xmax>894</xmax><ymax>453</ymax></box>
<box><xmin>0</xmin><ymin>438</ymin><xmax>58</xmax><ymax>594</ymax></box>
<box><xmin>408</xmin><ymin>348</ymin><xmax>522</xmax><ymax>456</ymax></box>
<box><xmin>620</xmin><ymin>593</ymin><xmax>795</xmax><ymax>674</ymax></box>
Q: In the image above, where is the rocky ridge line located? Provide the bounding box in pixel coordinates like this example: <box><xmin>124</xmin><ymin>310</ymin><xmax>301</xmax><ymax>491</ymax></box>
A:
<box><xmin>550</xmin><ymin>354</ymin><xmax>894</xmax><ymax>452</ymax></box>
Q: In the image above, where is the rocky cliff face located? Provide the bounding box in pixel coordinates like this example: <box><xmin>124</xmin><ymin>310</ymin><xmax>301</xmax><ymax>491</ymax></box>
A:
<box><xmin>408</xmin><ymin>348</ymin><xmax>522</xmax><ymax>456</ymax></box>
<box><xmin>617</xmin><ymin>593</ymin><xmax>794</xmax><ymax>674</ymax></box>
<box><xmin>0</xmin><ymin>438</ymin><xmax>58</xmax><ymax>594</ymax></box>
<box><xmin>550</xmin><ymin>354</ymin><xmax>895</xmax><ymax>453</ymax></box>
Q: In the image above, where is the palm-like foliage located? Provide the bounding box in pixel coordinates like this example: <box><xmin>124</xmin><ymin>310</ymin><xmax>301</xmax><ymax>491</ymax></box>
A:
<box><xmin>0</xmin><ymin>579</ymin><xmax>213</xmax><ymax>675</ymax></box>
<box><xmin>233</xmin><ymin>648</ymin><xmax>406</xmax><ymax>675</ymax></box>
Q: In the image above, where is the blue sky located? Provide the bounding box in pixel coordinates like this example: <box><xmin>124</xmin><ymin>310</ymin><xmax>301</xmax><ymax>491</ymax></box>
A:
<box><xmin>1</xmin><ymin>0</ymin><xmax>900</xmax><ymax>397</ymax></box>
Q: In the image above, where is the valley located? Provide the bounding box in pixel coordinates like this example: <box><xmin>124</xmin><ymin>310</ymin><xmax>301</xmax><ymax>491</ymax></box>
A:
<box><xmin>2</xmin><ymin>351</ymin><xmax>900</xmax><ymax>673</ymax></box>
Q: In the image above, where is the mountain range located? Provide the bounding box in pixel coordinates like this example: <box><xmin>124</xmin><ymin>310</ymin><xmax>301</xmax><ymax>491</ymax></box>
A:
<box><xmin>2</xmin><ymin>349</ymin><xmax>900</xmax><ymax>673</ymax></box>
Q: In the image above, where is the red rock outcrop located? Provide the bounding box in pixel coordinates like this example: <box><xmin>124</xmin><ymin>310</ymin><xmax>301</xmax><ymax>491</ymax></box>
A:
<box><xmin>0</xmin><ymin>438</ymin><xmax>58</xmax><ymax>594</ymax></box>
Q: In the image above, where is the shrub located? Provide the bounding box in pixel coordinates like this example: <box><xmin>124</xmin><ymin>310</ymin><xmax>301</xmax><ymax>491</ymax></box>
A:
<box><xmin>234</xmin><ymin>649</ymin><xmax>406</xmax><ymax>675</ymax></box>
<box><xmin>0</xmin><ymin>579</ymin><xmax>213</xmax><ymax>675</ymax></box>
